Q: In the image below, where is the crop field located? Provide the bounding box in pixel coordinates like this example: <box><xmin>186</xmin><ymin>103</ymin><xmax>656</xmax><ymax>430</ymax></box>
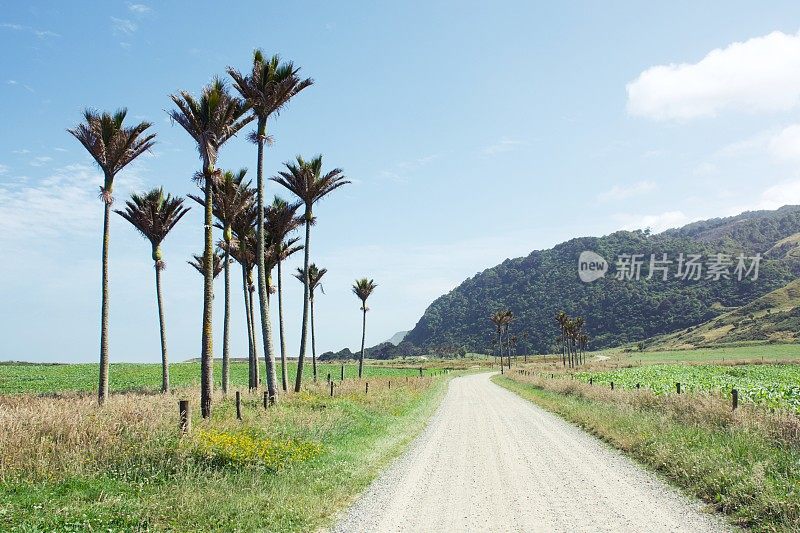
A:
<box><xmin>0</xmin><ymin>361</ymin><xmax>438</xmax><ymax>395</ymax></box>
<box><xmin>575</xmin><ymin>364</ymin><xmax>800</xmax><ymax>412</ymax></box>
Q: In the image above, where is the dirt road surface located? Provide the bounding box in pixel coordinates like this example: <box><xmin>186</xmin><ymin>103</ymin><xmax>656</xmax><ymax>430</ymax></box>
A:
<box><xmin>332</xmin><ymin>372</ymin><xmax>728</xmax><ymax>533</ymax></box>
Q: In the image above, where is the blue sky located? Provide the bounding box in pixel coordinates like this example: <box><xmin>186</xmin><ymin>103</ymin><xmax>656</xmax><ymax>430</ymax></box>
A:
<box><xmin>3</xmin><ymin>1</ymin><xmax>800</xmax><ymax>362</ymax></box>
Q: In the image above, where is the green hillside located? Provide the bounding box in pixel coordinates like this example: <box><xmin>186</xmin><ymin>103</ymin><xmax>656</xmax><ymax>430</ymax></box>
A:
<box><xmin>402</xmin><ymin>206</ymin><xmax>800</xmax><ymax>355</ymax></box>
<box><xmin>649</xmin><ymin>279</ymin><xmax>800</xmax><ymax>349</ymax></box>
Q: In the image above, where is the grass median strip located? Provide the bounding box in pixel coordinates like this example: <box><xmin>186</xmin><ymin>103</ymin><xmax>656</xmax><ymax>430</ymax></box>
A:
<box><xmin>493</xmin><ymin>373</ymin><xmax>800</xmax><ymax>532</ymax></box>
<box><xmin>0</xmin><ymin>375</ymin><xmax>448</xmax><ymax>532</ymax></box>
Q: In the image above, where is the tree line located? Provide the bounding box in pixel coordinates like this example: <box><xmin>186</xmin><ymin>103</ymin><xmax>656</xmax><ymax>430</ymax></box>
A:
<box><xmin>69</xmin><ymin>50</ymin><xmax>378</xmax><ymax>417</ymax></box>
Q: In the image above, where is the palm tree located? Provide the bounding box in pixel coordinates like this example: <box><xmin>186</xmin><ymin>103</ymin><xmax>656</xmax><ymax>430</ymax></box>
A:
<box><xmin>265</xmin><ymin>196</ymin><xmax>303</xmax><ymax>390</ymax></box>
<box><xmin>115</xmin><ymin>188</ymin><xmax>189</xmax><ymax>393</ymax></box>
<box><xmin>189</xmin><ymin>169</ymin><xmax>253</xmax><ymax>394</ymax></box>
<box><xmin>168</xmin><ymin>78</ymin><xmax>252</xmax><ymax>418</ymax></box>
<box><xmin>228</xmin><ymin>50</ymin><xmax>313</xmax><ymax>403</ymax></box>
<box><xmin>352</xmin><ymin>278</ymin><xmax>377</xmax><ymax>379</ymax></box>
<box><xmin>501</xmin><ymin>310</ymin><xmax>514</xmax><ymax>369</ymax></box>
<box><xmin>489</xmin><ymin>311</ymin><xmax>505</xmax><ymax>373</ymax></box>
<box><xmin>295</xmin><ymin>264</ymin><xmax>326</xmax><ymax>382</ymax></box>
<box><xmin>273</xmin><ymin>156</ymin><xmax>349</xmax><ymax>391</ymax></box>
<box><xmin>188</xmin><ymin>251</ymin><xmax>224</xmax><ymax>278</ymax></box>
<box><xmin>68</xmin><ymin>109</ymin><xmax>156</xmax><ymax>405</ymax></box>
<box><xmin>226</xmin><ymin>202</ymin><xmax>260</xmax><ymax>389</ymax></box>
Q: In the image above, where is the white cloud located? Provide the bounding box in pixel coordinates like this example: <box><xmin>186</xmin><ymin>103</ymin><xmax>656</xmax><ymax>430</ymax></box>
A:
<box><xmin>597</xmin><ymin>180</ymin><xmax>656</xmax><ymax>202</ymax></box>
<box><xmin>614</xmin><ymin>211</ymin><xmax>692</xmax><ymax>233</ymax></box>
<box><xmin>693</xmin><ymin>162</ymin><xmax>718</xmax><ymax>176</ymax></box>
<box><xmin>127</xmin><ymin>3</ymin><xmax>151</xmax><ymax>13</ymax></box>
<box><xmin>754</xmin><ymin>179</ymin><xmax>800</xmax><ymax>209</ymax></box>
<box><xmin>0</xmin><ymin>164</ymin><xmax>145</xmax><ymax>246</ymax></box>
<box><xmin>0</xmin><ymin>22</ymin><xmax>59</xmax><ymax>38</ymax></box>
<box><xmin>482</xmin><ymin>138</ymin><xmax>524</xmax><ymax>155</ymax></box>
<box><xmin>30</xmin><ymin>156</ymin><xmax>52</xmax><ymax>167</ymax></box>
<box><xmin>768</xmin><ymin>124</ymin><xmax>800</xmax><ymax>159</ymax></box>
<box><xmin>627</xmin><ymin>30</ymin><xmax>800</xmax><ymax>120</ymax></box>
<box><xmin>0</xmin><ymin>164</ymin><xmax>8</xmax><ymax>174</ymax></box>
<box><xmin>111</xmin><ymin>17</ymin><xmax>137</xmax><ymax>35</ymax></box>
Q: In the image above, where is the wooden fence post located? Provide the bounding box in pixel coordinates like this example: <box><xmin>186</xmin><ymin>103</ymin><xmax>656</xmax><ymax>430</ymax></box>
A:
<box><xmin>611</xmin><ymin>382</ymin><xmax>614</xmax><ymax>390</ymax></box>
<box><xmin>732</xmin><ymin>388</ymin><xmax>739</xmax><ymax>411</ymax></box>
<box><xmin>676</xmin><ymin>382</ymin><xmax>681</xmax><ymax>394</ymax></box>
<box><xmin>327</xmin><ymin>372</ymin><xmax>331</xmax><ymax>383</ymax></box>
<box><xmin>366</xmin><ymin>382</ymin><xmax>369</xmax><ymax>394</ymax></box>
<box><xmin>235</xmin><ymin>391</ymin><xmax>242</xmax><ymax>421</ymax></box>
<box><xmin>179</xmin><ymin>400</ymin><xmax>190</xmax><ymax>434</ymax></box>
<box><xmin>388</xmin><ymin>380</ymin><xmax>391</xmax><ymax>389</ymax></box>
<box><xmin>419</xmin><ymin>367</ymin><xmax>423</xmax><ymax>377</ymax></box>
<box><xmin>330</xmin><ymin>380</ymin><xmax>334</xmax><ymax>397</ymax></box>
<box><xmin>636</xmin><ymin>383</ymin><xmax>640</xmax><ymax>389</ymax></box>
<box><xmin>341</xmin><ymin>365</ymin><xmax>345</xmax><ymax>381</ymax></box>
<box><xmin>589</xmin><ymin>377</ymin><xmax>593</xmax><ymax>385</ymax></box>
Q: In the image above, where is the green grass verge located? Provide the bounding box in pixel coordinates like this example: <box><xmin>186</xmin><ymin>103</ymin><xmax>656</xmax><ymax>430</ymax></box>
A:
<box><xmin>0</xmin><ymin>376</ymin><xmax>449</xmax><ymax>532</ymax></box>
<box><xmin>493</xmin><ymin>374</ymin><xmax>800</xmax><ymax>532</ymax></box>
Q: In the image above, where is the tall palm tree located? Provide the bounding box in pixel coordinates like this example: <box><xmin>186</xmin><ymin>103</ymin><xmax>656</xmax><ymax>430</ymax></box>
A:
<box><xmin>501</xmin><ymin>310</ymin><xmax>514</xmax><ymax>369</ymax></box>
<box><xmin>295</xmin><ymin>264</ymin><xmax>326</xmax><ymax>382</ymax></box>
<box><xmin>68</xmin><ymin>109</ymin><xmax>156</xmax><ymax>405</ymax></box>
<box><xmin>273</xmin><ymin>156</ymin><xmax>349</xmax><ymax>391</ymax></box>
<box><xmin>115</xmin><ymin>188</ymin><xmax>190</xmax><ymax>393</ymax></box>
<box><xmin>352</xmin><ymin>278</ymin><xmax>377</xmax><ymax>379</ymax></box>
<box><xmin>228</xmin><ymin>50</ymin><xmax>313</xmax><ymax>403</ymax></box>
<box><xmin>189</xmin><ymin>169</ymin><xmax>253</xmax><ymax>394</ymax></box>
<box><xmin>265</xmin><ymin>196</ymin><xmax>303</xmax><ymax>390</ymax></box>
<box><xmin>489</xmin><ymin>311</ymin><xmax>505</xmax><ymax>373</ymax></box>
<box><xmin>226</xmin><ymin>202</ymin><xmax>260</xmax><ymax>389</ymax></box>
<box><xmin>188</xmin><ymin>251</ymin><xmax>225</xmax><ymax>278</ymax></box>
<box><xmin>168</xmin><ymin>78</ymin><xmax>252</xmax><ymax>418</ymax></box>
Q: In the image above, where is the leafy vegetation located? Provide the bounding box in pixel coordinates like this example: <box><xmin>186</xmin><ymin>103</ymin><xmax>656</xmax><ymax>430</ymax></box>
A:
<box><xmin>575</xmin><ymin>364</ymin><xmax>800</xmax><ymax>412</ymax></box>
<box><xmin>404</xmin><ymin>206</ymin><xmax>800</xmax><ymax>355</ymax></box>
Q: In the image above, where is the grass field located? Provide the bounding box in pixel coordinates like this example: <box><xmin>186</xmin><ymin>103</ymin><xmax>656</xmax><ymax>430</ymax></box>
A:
<box><xmin>0</xmin><ymin>374</ymin><xmax>448</xmax><ymax>531</ymax></box>
<box><xmin>495</xmin><ymin>372</ymin><xmax>800</xmax><ymax>531</ymax></box>
<box><xmin>581</xmin><ymin>342</ymin><xmax>800</xmax><ymax>364</ymax></box>
<box><xmin>0</xmin><ymin>360</ymin><xmax>441</xmax><ymax>394</ymax></box>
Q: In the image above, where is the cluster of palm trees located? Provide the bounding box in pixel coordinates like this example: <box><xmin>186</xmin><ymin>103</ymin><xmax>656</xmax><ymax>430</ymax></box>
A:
<box><xmin>70</xmin><ymin>50</ymin><xmax>378</xmax><ymax>418</ymax></box>
<box><xmin>555</xmin><ymin>311</ymin><xmax>588</xmax><ymax>367</ymax></box>
<box><xmin>489</xmin><ymin>309</ymin><xmax>514</xmax><ymax>372</ymax></box>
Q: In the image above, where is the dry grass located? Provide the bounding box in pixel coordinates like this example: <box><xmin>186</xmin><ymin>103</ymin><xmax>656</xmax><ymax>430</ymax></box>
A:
<box><xmin>0</xmin><ymin>376</ymin><xmax>436</xmax><ymax>484</ymax></box>
<box><xmin>506</xmin><ymin>369</ymin><xmax>800</xmax><ymax>447</ymax></box>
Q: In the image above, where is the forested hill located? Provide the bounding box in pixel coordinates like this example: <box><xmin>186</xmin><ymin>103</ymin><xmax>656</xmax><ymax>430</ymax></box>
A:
<box><xmin>402</xmin><ymin>206</ymin><xmax>800</xmax><ymax>355</ymax></box>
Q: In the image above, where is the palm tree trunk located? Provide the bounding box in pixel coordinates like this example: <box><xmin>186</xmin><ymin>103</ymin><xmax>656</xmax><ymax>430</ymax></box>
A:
<box><xmin>358</xmin><ymin>306</ymin><xmax>366</xmax><ymax>379</ymax></box>
<box><xmin>222</xmin><ymin>245</ymin><xmax>231</xmax><ymax>394</ymax></box>
<box><xmin>277</xmin><ymin>260</ymin><xmax>288</xmax><ymax>392</ymax></box>
<box><xmin>250</xmin><ymin>284</ymin><xmax>260</xmax><ymax>388</ymax></box>
<box><xmin>311</xmin><ymin>296</ymin><xmax>318</xmax><ymax>382</ymax></box>
<box><xmin>295</xmin><ymin>211</ymin><xmax>312</xmax><ymax>392</ymax></box>
<box><xmin>155</xmin><ymin>263</ymin><xmax>169</xmax><ymax>393</ymax></box>
<box><xmin>201</xmin><ymin>181</ymin><xmax>214</xmax><ymax>418</ymax></box>
<box><xmin>497</xmin><ymin>330</ymin><xmax>503</xmax><ymax>375</ymax></box>
<box><xmin>254</xmin><ymin>119</ymin><xmax>278</xmax><ymax>403</ymax></box>
<box><xmin>242</xmin><ymin>264</ymin><xmax>255</xmax><ymax>390</ymax></box>
<box><xmin>99</xmin><ymin>198</ymin><xmax>111</xmax><ymax>405</ymax></box>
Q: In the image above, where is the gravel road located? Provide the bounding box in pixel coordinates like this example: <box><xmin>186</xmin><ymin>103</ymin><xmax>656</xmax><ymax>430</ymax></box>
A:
<box><xmin>332</xmin><ymin>372</ymin><xmax>729</xmax><ymax>533</ymax></box>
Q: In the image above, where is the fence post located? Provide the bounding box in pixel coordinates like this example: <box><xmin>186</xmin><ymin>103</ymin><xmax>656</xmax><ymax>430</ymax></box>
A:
<box><xmin>732</xmin><ymin>388</ymin><xmax>739</xmax><ymax>411</ymax></box>
<box><xmin>676</xmin><ymin>382</ymin><xmax>681</xmax><ymax>394</ymax></box>
<box><xmin>330</xmin><ymin>380</ymin><xmax>334</xmax><ymax>397</ymax></box>
<box><xmin>235</xmin><ymin>391</ymin><xmax>242</xmax><ymax>421</ymax></box>
<box><xmin>327</xmin><ymin>372</ymin><xmax>331</xmax><ymax>383</ymax></box>
<box><xmin>366</xmin><ymin>382</ymin><xmax>369</xmax><ymax>394</ymax></box>
<box><xmin>389</xmin><ymin>380</ymin><xmax>391</xmax><ymax>389</ymax></box>
<box><xmin>179</xmin><ymin>400</ymin><xmax>190</xmax><ymax>434</ymax></box>
<box><xmin>636</xmin><ymin>383</ymin><xmax>640</xmax><ymax>389</ymax></box>
<box><xmin>611</xmin><ymin>381</ymin><xmax>614</xmax><ymax>390</ymax></box>
<box><xmin>589</xmin><ymin>377</ymin><xmax>593</xmax><ymax>385</ymax></box>
<box><xmin>341</xmin><ymin>365</ymin><xmax>345</xmax><ymax>381</ymax></box>
<box><xmin>419</xmin><ymin>367</ymin><xmax>423</xmax><ymax>377</ymax></box>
